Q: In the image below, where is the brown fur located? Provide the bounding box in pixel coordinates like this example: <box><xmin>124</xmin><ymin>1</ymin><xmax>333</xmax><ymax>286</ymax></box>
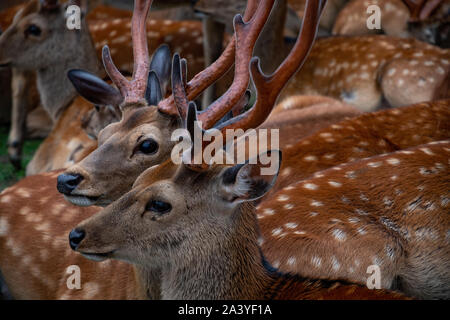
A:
<box><xmin>274</xmin><ymin>100</ymin><xmax>450</xmax><ymax>190</ymax></box>
<box><xmin>26</xmin><ymin>97</ymin><xmax>97</xmax><ymax>175</ymax></box>
<box><xmin>70</xmin><ymin>152</ymin><xmax>408</xmax><ymax>300</ymax></box>
<box><xmin>258</xmin><ymin>140</ymin><xmax>450</xmax><ymax>299</ymax></box>
<box><xmin>281</xmin><ymin>35</ymin><xmax>450</xmax><ymax>111</ymax></box>
<box><xmin>333</xmin><ymin>0</ymin><xmax>450</xmax><ymax>47</ymax></box>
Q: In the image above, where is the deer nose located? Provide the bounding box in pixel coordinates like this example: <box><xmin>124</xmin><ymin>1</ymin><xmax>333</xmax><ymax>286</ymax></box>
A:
<box><xmin>69</xmin><ymin>228</ymin><xmax>86</xmax><ymax>250</ymax></box>
<box><xmin>57</xmin><ymin>173</ymin><xmax>83</xmax><ymax>194</ymax></box>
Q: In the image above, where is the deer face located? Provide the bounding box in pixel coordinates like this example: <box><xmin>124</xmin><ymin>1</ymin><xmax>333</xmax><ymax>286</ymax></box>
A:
<box><xmin>69</xmin><ymin>152</ymin><xmax>281</xmax><ymax>267</ymax></box>
<box><xmin>0</xmin><ymin>0</ymin><xmax>84</xmax><ymax>69</ymax></box>
<box><xmin>81</xmin><ymin>104</ymin><xmax>121</xmax><ymax>141</ymax></box>
<box><xmin>58</xmin><ymin>105</ymin><xmax>179</xmax><ymax>207</ymax></box>
<box><xmin>408</xmin><ymin>18</ymin><xmax>450</xmax><ymax>48</ymax></box>
<box><xmin>58</xmin><ymin>43</ymin><xmax>173</xmax><ymax>207</ymax></box>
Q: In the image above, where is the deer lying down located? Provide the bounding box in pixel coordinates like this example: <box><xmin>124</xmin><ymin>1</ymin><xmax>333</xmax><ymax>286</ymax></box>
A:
<box><xmin>258</xmin><ymin>140</ymin><xmax>450</xmax><ymax>300</ymax></box>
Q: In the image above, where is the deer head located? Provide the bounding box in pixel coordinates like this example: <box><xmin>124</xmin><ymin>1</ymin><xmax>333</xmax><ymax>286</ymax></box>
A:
<box><xmin>57</xmin><ymin>0</ymin><xmax>283</xmax><ymax>206</ymax></box>
<box><xmin>0</xmin><ymin>0</ymin><xmax>100</xmax><ymax>118</ymax></box>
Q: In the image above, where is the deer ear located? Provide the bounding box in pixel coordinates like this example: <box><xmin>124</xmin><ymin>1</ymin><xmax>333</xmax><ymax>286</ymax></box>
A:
<box><xmin>149</xmin><ymin>44</ymin><xmax>172</xmax><ymax>96</ymax></box>
<box><xmin>145</xmin><ymin>71</ymin><xmax>163</xmax><ymax>106</ymax></box>
<box><xmin>220</xmin><ymin>150</ymin><xmax>282</xmax><ymax>203</ymax></box>
<box><xmin>68</xmin><ymin>69</ymin><xmax>123</xmax><ymax>107</ymax></box>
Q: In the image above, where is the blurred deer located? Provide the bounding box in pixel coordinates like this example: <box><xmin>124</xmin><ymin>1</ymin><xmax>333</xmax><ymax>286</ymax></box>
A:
<box><xmin>333</xmin><ymin>0</ymin><xmax>449</xmax><ymax>48</ymax></box>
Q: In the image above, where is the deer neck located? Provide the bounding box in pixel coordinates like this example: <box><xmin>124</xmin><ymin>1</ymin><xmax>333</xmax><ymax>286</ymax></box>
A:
<box><xmin>36</xmin><ymin>25</ymin><xmax>102</xmax><ymax>121</ymax></box>
<box><xmin>154</xmin><ymin>203</ymin><xmax>275</xmax><ymax>300</ymax></box>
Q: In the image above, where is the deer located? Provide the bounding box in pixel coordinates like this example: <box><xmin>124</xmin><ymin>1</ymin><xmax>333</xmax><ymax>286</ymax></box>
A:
<box><xmin>333</xmin><ymin>0</ymin><xmax>449</xmax><ymax>48</ymax></box>
<box><xmin>257</xmin><ymin>139</ymin><xmax>450</xmax><ymax>300</ymax></box>
<box><xmin>279</xmin><ymin>34</ymin><xmax>449</xmax><ymax>111</ymax></box>
<box><xmin>0</xmin><ymin>0</ymin><xmax>206</xmax><ymax>173</ymax></box>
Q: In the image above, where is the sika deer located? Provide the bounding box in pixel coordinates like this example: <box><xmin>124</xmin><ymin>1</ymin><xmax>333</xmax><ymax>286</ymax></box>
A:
<box><xmin>333</xmin><ymin>0</ymin><xmax>449</xmax><ymax>47</ymax></box>
<box><xmin>0</xmin><ymin>0</ymin><xmax>206</xmax><ymax>172</ymax></box>
<box><xmin>280</xmin><ymin>34</ymin><xmax>449</xmax><ymax>111</ymax></box>
<box><xmin>257</xmin><ymin>140</ymin><xmax>450</xmax><ymax>299</ymax></box>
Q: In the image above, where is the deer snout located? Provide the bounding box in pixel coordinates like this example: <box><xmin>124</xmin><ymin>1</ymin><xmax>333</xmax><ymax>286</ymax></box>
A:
<box><xmin>57</xmin><ymin>173</ymin><xmax>84</xmax><ymax>194</ymax></box>
<box><xmin>69</xmin><ymin>228</ymin><xmax>86</xmax><ymax>251</ymax></box>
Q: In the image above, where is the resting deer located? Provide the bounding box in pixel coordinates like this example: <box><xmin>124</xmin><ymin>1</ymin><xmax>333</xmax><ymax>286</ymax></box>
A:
<box><xmin>0</xmin><ymin>0</ymin><xmax>205</xmax><ymax>173</ymax></box>
<box><xmin>257</xmin><ymin>139</ymin><xmax>450</xmax><ymax>300</ymax></box>
<box><xmin>333</xmin><ymin>0</ymin><xmax>449</xmax><ymax>48</ymax></box>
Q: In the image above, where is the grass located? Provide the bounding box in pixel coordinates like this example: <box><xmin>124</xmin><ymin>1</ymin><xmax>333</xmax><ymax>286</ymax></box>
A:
<box><xmin>0</xmin><ymin>126</ymin><xmax>42</xmax><ymax>191</ymax></box>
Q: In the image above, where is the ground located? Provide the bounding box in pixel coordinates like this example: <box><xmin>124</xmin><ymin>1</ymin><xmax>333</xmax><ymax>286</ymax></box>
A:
<box><xmin>0</xmin><ymin>126</ymin><xmax>42</xmax><ymax>192</ymax></box>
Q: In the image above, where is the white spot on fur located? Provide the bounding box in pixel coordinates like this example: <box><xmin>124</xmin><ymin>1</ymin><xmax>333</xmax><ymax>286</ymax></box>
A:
<box><xmin>303</xmin><ymin>155</ymin><xmax>318</xmax><ymax>162</ymax></box>
<box><xmin>272</xmin><ymin>228</ymin><xmax>283</xmax><ymax>237</ymax></box>
<box><xmin>368</xmin><ymin>161</ymin><xmax>382</xmax><ymax>168</ymax></box>
<box><xmin>310</xmin><ymin>200</ymin><xmax>323</xmax><ymax>207</ymax></box>
<box><xmin>263</xmin><ymin>208</ymin><xmax>275</xmax><ymax>215</ymax></box>
<box><xmin>332</xmin><ymin>229</ymin><xmax>347</xmax><ymax>241</ymax></box>
<box><xmin>331</xmin><ymin>256</ymin><xmax>340</xmax><ymax>271</ymax></box>
<box><xmin>277</xmin><ymin>195</ymin><xmax>289</xmax><ymax>202</ymax></box>
<box><xmin>311</xmin><ymin>256</ymin><xmax>322</xmax><ymax>267</ymax></box>
<box><xmin>328</xmin><ymin>181</ymin><xmax>342</xmax><ymax>187</ymax></box>
<box><xmin>303</xmin><ymin>183</ymin><xmax>318</xmax><ymax>190</ymax></box>
<box><xmin>0</xmin><ymin>217</ymin><xmax>9</xmax><ymax>236</ymax></box>
<box><xmin>287</xmin><ymin>257</ymin><xmax>296</xmax><ymax>266</ymax></box>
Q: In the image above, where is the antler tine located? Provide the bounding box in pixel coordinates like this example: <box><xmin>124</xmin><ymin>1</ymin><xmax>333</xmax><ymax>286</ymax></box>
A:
<box><xmin>171</xmin><ymin>54</ymin><xmax>189</xmax><ymax>120</ymax></box>
<box><xmin>215</xmin><ymin>0</ymin><xmax>324</xmax><ymax>135</ymax></box>
<box><xmin>402</xmin><ymin>0</ymin><xmax>426</xmax><ymax>19</ymax></box>
<box><xmin>102</xmin><ymin>0</ymin><xmax>152</xmax><ymax>106</ymax></box>
<box><xmin>157</xmin><ymin>0</ymin><xmax>260</xmax><ymax>116</ymax></box>
<box><xmin>197</xmin><ymin>0</ymin><xmax>276</xmax><ymax>129</ymax></box>
<box><xmin>419</xmin><ymin>0</ymin><xmax>443</xmax><ymax>20</ymax></box>
<box><xmin>40</xmin><ymin>0</ymin><xmax>59</xmax><ymax>10</ymax></box>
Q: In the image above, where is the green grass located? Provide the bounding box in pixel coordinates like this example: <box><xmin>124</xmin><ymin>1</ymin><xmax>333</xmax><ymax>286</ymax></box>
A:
<box><xmin>0</xmin><ymin>126</ymin><xmax>42</xmax><ymax>191</ymax></box>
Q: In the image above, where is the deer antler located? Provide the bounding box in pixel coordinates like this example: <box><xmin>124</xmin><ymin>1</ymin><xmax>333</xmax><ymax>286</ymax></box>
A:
<box><xmin>419</xmin><ymin>0</ymin><xmax>443</xmax><ymax>20</ymax></box>
<box><xmin>157</xmin><ymin>0</ymin><xmax>260</xmax><ymax>119</ymax></box>
<box><xmin>40</xmin><ymin>0</ymin><xmax>59</xmax><ymax>10</ymax></box>
<box><xmin>215</xmin><ymin>0</ymin><xmax>324</xmax><ymax>135</ymax></box>
<box><xmin>178</xmin><ymin>0</ymin><xmax>325</xmax><ymax>171</ymax></box>
<box><xmin>102</xmin><ymin>0</ymin><xmax>152</xmax><ymax>106</ymax></box>
<box><xmin>196</xmin><ymin>0</ymin><xmax>276</xmax><ymax>128</ymax></box>
<box><xmin>401</xmin><ymin>0</ymin><xmax>441</xmax><ymax>20</ymax></box>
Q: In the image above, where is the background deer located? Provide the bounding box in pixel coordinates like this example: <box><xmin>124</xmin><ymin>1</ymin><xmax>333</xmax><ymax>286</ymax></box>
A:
<box><xmin>257</xmin><ymin>139</ymin><xmax>450</xmax><ymax>299</ymax></box>
<box><xmin>0</xmin><ymin>0</ymin><xmax>205</xmax><ymax>172</ymax></box>
<box><xmin>333</xmin><ymin>0</ymin><xmax>450</xmax><ymax>48</ymax></box>
<box><xmin>280</xmin><ymin>34</ymin><xmax>449</xmax><ymax>111</ymax></box>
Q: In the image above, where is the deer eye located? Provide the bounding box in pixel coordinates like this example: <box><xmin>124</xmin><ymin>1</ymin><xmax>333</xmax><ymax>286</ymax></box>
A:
<box><xmin>25</xmin><ymin>24</ymin><xmax>41</xmax><ymax>37</ymax></box>
<box><xmin>145</xmin><ymin>200</ymin><xmax>171</xmax><ymax>214</ymax></box>
<box><xmin>137</xmin><ymin>139</ymin><xmax>158</xmax><ymax>155</ymax></box>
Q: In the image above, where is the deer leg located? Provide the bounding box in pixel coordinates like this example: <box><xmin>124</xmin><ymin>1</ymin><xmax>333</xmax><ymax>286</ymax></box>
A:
<box><xmin>201</xmin><ymin>16</ymin><xmax>225</xmax><ymax>109</ymax></box>
<box><xmin>7</xmin><ymin>68</ymin><xmax>37</xmax><ymax>170</ymax></box>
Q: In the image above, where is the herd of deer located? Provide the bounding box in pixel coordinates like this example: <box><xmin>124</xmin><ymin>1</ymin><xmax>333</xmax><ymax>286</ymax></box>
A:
<box><xmin>0</xmin><ymin>0</ymin><xmax>448</xmax><ymax>300</ymax></box>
